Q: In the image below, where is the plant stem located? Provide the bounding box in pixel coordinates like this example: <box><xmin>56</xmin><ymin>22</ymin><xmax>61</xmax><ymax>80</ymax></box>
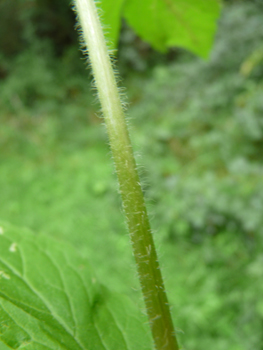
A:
<box><xmin>74</xmin><ymin>1</ymin><xmax>179</xmax><ymax>349</ymax></box>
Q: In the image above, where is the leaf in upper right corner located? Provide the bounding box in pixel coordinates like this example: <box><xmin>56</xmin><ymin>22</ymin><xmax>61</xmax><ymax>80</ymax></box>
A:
<box><xmin>123</xmin><ymin>0</ymin><xmax>221</xmax><ymax>58</ymax></box>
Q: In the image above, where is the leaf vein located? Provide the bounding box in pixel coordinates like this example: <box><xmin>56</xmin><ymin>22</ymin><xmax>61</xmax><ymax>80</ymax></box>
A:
<box><xmin>0</xmin><ymin>258</ymin><xmax>85</xmax><ymax>350</ymax></box>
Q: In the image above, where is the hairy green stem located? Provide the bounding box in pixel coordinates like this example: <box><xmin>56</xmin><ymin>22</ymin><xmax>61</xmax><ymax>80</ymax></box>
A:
<box><xmin>74</xmin><ymin>1</ymin><xmax>179</xmax><ymax>349</ymax></box>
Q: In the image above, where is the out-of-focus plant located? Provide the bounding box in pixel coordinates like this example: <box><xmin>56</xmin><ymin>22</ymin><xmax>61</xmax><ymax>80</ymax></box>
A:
<box><xmin>0</xmin><ymin>0</ymin><xmax>220</xmax><ymax>349</ymax></box>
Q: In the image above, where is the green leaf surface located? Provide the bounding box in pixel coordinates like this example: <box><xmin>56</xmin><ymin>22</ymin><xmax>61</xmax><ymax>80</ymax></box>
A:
<box><xmin>0</xmin><ymin>222</ymin><xmax>152</xmax><ymax>350</ymax></box>
<box><xmin>98</xmin><ymin>0</ymin><xmax>125</xmax><ymax>50</ymax></box>
<box><xmin>100</xmin><ymin>0</ymin><xmax>220</xmax><ymax>57</ymax></box>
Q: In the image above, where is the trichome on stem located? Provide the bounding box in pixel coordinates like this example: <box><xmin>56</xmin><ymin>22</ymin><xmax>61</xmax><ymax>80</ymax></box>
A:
<box><xmin>73</xmin><ymin>0</ymin><xmax>179</xmax><ymax>349</ymax></box>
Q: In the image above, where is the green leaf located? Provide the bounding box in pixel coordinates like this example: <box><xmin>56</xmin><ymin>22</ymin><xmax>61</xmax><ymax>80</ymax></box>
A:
<box><xmin>100</xmin><ymin>0</ymin><xmax>220</xmax><ymax>57</ymax></box>
<box><xmin>123</xmin><ymin>0</ymin><xmax>220</xmax><ymax>57</ymax></box>
<box><xmin>0</xmin><ymin>222</ymin><xmax>152</xmax><ymax>350</ymax></box>
<box><xmin>99</xmin><ymin>0</ymin><xmax>125</xmax><ymax>50</ymax></box>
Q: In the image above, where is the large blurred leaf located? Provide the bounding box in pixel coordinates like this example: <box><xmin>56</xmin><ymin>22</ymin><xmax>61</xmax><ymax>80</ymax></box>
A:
<box><xmin>0</xmin><ymin>222</ymin><xmax>152</xmax><ymax>349</ymax></box>
<box><xmin>100</xmin><ymin>0</ymin><xmax>221</xmax><ymax>57</ymax></box>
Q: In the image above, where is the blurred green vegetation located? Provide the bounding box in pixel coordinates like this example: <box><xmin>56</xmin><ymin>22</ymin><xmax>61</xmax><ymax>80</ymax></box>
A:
<box><xmin>0</xmin><ymin>0</ymin><xmax>263</xmax><ymax>349</ymax></box>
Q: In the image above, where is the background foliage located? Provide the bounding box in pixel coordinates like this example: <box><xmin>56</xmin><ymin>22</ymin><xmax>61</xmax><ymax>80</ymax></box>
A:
<box><xmin>0</xmin><ymin>0</ymin><xmax>262</xmax><ymax>349</ymax></box>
